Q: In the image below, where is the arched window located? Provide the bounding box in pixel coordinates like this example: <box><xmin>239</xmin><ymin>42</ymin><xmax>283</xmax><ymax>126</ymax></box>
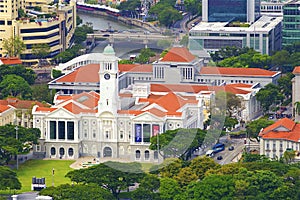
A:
<box><xmin>145</xmin><ymin>150</ymin><xmax>150</xmax><ymax>160</ymax></box>
<box><xmin>136</xmin><ymin>150</ymin><xmax>141</xmax><ymax>159</ymax></box>
<box><xmin>50</xmin><ymin>147</ymin><xmax>56</xmax><ymax>156</ymax></box>
<box><xmin>68</xmin><ymin>148</ymin><xmax>74</xmax><ymax>157</ymax></box>
<box><xmin>103</xmin><ymin>147</ymin><xmax>112</xmax><ymax>157</ymax></box>
<box><xmin>59</xmin><ymin>147</ymin><xmax>65</xmax><ymax>156</ymax></box>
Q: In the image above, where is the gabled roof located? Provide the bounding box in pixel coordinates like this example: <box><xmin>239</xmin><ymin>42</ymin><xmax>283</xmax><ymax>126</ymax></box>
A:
<box><xmin>259</xmin><ymin>118</ymin><xmax>300</xmax><ymax>142</ymax></box>
<box><xmin>0</xmin><ymin>57</ymin><xmax>22</xmax><ymax>65</ymax></box>
<box><xmin>200</xmin><ymin>67</ymin><xmax>278</xmax><ymax>77</ymax></box>
<box><xmin>0</xmin><ymin>105</ymin><xmax>13</xmax><ymax>113</ymax></box>
<box><xmin>160</xmin><ymin>47</ymin><xmax>195</xmax><ymax>62</ymax></box>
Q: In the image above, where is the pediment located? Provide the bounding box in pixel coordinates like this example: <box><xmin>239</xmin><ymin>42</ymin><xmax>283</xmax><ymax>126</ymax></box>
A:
<box><xmin>133</xmin><ymin>112</ymin><xmax>164</xmax><ymax>122</ymax></box>
<box><xmin>46</xmin><ymin>108</ymin><xmax>76</xmax><ymax>119</ymax></box>
<box><xmin>273</xmin><ymin>126</ymin><xmax>290</xmax><ymax>132</ymax></box>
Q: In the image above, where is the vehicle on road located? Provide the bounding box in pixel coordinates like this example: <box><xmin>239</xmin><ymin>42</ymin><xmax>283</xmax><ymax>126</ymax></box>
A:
<box><xmin>228</xmin><ymin>146</ymin><xmax>234</xmax><ymax>151</ymax></box>
<box><xmin>205</xmin><ymin>150</ymin><xmax>214</xmax><ymax>157</ymax></box>
<box><xmin>217</xmin><ymin>156</ymin><xmax>223</xmax><ymax>160</ymax></box>
<box><xmin>212</xmin><ymin>143</ymin><xmax>225</xmax><ymax>153</ymax></box>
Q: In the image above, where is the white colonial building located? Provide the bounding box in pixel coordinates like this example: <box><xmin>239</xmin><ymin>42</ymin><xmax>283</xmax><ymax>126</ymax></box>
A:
<box><xmin>259</xmin><ymin>118</ymin><xmax>300</xmax><ymax>160</ymax></box>
<box><xmin>32</xmin><ymin>46</ymin><xmax>204</xmax><ymax>161</ymax></box>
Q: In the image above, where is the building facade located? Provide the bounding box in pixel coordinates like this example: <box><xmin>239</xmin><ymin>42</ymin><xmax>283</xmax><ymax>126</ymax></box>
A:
<box><xmin>202</xmin><ymin>0</ymin><xmax>261</xmax><ymax>23</ymax></box>
<box><xmin>292</xmin><ymin>66</ymin><xmax>300</xmax><ymax>121</ymax></box>
<box><xmin>32</xmin><ymin>46</ymin><xmax>204</xmax><ymax>161</ymax></box>
<box><xmin>282</xmin><ymin>0</ymin><xmax>300</xmax><ymax>46</ymax></box>
<box><xmin>189</xmin><ymin>15</ymin><xmax>283</xmax><ymax>56</ymax></box>
<box><xmin>259</xmin><ymin>118</ymin><xmax>300</xmax><ymax>160</ymax></box>
<box><xmin>0</xmin><ymin>0</ymin><xmax>76</xmax><ymax>65</ymax></box>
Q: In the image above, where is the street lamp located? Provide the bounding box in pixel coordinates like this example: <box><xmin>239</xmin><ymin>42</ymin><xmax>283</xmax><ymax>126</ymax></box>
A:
<box><xmin>15</xmin><ymin>126</ymin><xmax>19</xmax><ymax>170</ymax></box>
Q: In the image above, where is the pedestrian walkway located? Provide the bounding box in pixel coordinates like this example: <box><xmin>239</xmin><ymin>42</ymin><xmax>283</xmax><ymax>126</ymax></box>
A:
<box><xmin>69</xmin><ymin>156</ymin><xmax>131</xmax><ymax>169</ymax></box>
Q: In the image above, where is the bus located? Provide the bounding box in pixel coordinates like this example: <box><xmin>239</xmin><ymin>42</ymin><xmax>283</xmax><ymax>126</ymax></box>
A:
<box><xmin>212</xmin><ymin>143</ymin><xmax>225</xmax><ymax>153</ymax></box>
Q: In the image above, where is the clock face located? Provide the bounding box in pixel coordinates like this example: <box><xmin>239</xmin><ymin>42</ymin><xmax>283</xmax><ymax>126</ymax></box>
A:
<box><xmin>104</xmin><ymin>73</ymin><xmax>110</xmax><ymax>80</ymax></box>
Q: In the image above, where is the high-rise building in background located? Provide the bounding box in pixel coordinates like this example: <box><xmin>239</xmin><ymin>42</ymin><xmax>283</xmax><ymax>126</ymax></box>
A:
<box><xmin>202</xmin><ymin>0</ymin><xmax>261</xmax><ymax>23</ymax></box>
<box><xmin>0</xmin><ymin>0</ymin><xmax>76</xmax><ymax>65</ymax></box>
<box><xmin>282</xmin><ymin>0</ymin><xmax>300</xmax><ymax>46</ymax></box>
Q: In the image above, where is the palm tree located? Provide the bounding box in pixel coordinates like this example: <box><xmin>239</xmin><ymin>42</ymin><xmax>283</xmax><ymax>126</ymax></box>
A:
<box><xmin>294</xmin><ymin>101</ymin><xmax>300</xmax><ymax>116</ymax></box>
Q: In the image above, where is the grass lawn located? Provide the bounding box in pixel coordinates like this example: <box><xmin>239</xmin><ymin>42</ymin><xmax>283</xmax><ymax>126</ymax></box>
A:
<box><xmin>16</xmin><ymin>159</ymin><xmax>75</xmax><ymax>193</ymax></box>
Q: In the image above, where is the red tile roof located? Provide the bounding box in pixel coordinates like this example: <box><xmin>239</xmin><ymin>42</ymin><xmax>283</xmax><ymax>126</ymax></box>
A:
<box><xmin>35</xmin><ymin>107</ymin><xmax>57</xmax><ymax>112</ymax></box>
<box><xmin>150</xmin><ymin>83</ymin><xmax>252</xmax><ymax>95</ymax></box>
<box><xmin>0</xmin><ymin>98</ymin><xmax>48</xmax><ymax>109</ymax></box>
<box><xmin>57</xmin><ymin>64</ymin><xmax>100</xmax><ymax>83</ymax></box>
<box><xmin>119</xmin><ymin>64</ymin><xmax>152</xmax><ymax>73</ymax></box>
<box><xmin>259</xmin><ymin>118</ymin><xmax>300</xmax><ymax>142</ymax></box>
<box><xmin>293</xmin><ymin>66</ymin><xmax>300</xmax><ymax>74</ymax></box>
<box><xmin>200</xmin><ymin>67</ymin><xmax>278</xmax><ymax>77</ymax></box>
<box><xmin>160</xmin><ymin>47</ymin><xmax>195</xmax><ymax>62</ymax></box>
<box><xmin>0</xmin><ymin>57</ymin><xmax>22</xmax><ymax>65</ymax></box>
<box><xmin>0</xmin><ymin>105</ymin><xmax>12</xmax><ymax>113</ymax></box>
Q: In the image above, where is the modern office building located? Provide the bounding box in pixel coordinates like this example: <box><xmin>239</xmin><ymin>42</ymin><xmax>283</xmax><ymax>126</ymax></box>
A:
<box><xmin>0</xmin><ymin>0</ymin><xmax>76</xmax><ymax>65</ymax></box>
<box><xmin>282</xmin><ymin>0</ymin><xmax>300</xmax><ymax>46</ymax></box>
<box><xmin>260</xmin><ymin>0</ymin><xmax>288</xmax><ymax>17</ymax></box>
<box><xmin>189</xmin><ymin>15</ymin><xmax>283</xmax><ymax>56</ymax></box>
<box><xmin>202</xmin><ymin>0</ymin><xmax>261</xmax><ymax>23</ymax></box>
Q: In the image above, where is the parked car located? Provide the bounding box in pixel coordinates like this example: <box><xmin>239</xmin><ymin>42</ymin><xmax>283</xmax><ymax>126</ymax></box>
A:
<box><xmin>228</xmin><ymin>146</ymin><xmax>234</xmax><ymax>151</ymax></box>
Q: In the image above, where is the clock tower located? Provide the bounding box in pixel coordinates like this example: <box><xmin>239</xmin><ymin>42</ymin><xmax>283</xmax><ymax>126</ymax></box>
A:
<box><xmin>98</xmin><ymin>45</ymin><xmax>119</xmax><ymax>116</ymax></box>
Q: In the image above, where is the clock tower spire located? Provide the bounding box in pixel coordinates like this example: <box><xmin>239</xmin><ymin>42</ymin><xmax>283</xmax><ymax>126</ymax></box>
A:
<box><xmin>98</xmin><ymin>45</ymin><xmax>119</xmax><ymax>115</ymax></box>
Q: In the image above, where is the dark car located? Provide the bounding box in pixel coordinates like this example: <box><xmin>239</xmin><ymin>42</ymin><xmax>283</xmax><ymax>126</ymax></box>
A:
<box><xmin>228</xmin><ymin>146</ymin><xmax>234</xmax><ymax>151</ymax></box>
<box><xmin>217</xmin><ymin>156</ymin><xmax>223</xmax><ymax>160</ymax></box>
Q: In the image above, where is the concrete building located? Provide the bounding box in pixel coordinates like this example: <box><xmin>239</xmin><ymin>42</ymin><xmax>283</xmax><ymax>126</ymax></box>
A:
<box><xmin>0</xmin><ymin>105</ymin><xmax>15</xmax><ymax>126</ymax></box>
<box><xmin>292</xmin><ymin>66</ymin><xmax>300</xmax><ymax>121</ymax></box>
<box><xmin>259</xmin><ymin>118</ymin><xmax>300</xmax><ymax>160</ymax></box>
<box><xmin>32</xmin><ymin>45</ymin><xmax>204</xmax><ymax>161</ymax></box>
<box><xmin>189</xmin><ymin>15</ymin><xmax>283</xmax><ymax>56</ymax></box>
<box><xmin>0</xmin><ymin>0</ymin><xmax>76</xmax><ymax>65</ymax></box>
<box><xmin>282</xmin><ymin>0</ymin><xmax>300</xmax><ymax>46</ymax></box>
<box><xmin>202</xmin><ymin>0</ymin><xmax>261</xmax><ymax>23</ymax></box>
<box><xmin>261</xmin><ymin>0</ymin><xmax>288</xmax><ymax>17</ymax></box>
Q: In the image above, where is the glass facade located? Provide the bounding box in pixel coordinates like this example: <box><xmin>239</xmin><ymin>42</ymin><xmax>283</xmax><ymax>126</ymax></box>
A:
<box><xmin>282</xmin><ymin>2</ymin><xmax>300</xmax><ymax>46</ymax></box>
<box><xmin>207</xmin><ymin>0</ymin><xmax>260</xmax><ymax>22</ymax></box>
<box><xmin>208</xmin><ymin>0</ymin><xmax>247</xmax><ymax>22</ymax></box>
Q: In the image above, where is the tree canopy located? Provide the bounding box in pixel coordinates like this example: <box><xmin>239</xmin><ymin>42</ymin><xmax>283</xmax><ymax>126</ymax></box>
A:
<box><xmin>0</xmin><ymin>166</ymin><xmax>21</xmax><ymax>190</ymax></box>
<box><xmin>256</xmin><ymin>83</ymin><xmax>284</xmax><ymax>112</ymax></box>
<box><xmin>2</xmin><ymin>36</ymin><xmax>25</xmax><ymax>57</ymax></box>
<box><xmin>0</xmin><ymin>125</ymin><xmax>40</xmax><ymax>165</ymax></box>
<box><xmin>0</xmin><ymin>74</ymin><xmax>32</xmax><ymax>99</ymax></box>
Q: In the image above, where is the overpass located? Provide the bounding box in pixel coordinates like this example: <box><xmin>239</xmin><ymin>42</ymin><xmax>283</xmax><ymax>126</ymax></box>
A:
<box><xmin>87</xmin><ymin>32</ymin><xmax>176</xmax><ymax>48</ymax></box>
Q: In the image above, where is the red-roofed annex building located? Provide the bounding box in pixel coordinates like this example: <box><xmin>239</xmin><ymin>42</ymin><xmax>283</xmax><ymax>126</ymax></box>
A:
<box><xmin>50</xmin><ymin>46</ymin><xmax>280</xmax><ymax>95</ymax></box>
<box><xmin>259</xmin><ymin>118</ymin><xmax>300</xmax><ymax>160</ymax></box>
<box><xmin>32</xmin><ymin>46</ymin><xmax>204</xmax><ymax>161</ymax></box>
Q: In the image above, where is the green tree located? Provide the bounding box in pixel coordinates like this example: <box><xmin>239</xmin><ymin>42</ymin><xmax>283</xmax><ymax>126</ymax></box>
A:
<box><xmin>66</xmin><ymin>162</ymin><xmax>145</xmax><ymax>198</ymax></box>
<box><xmin>135</xmin><ymin>48</ymin><xmax>155</xmax><ymax>64</ymax></box>
<box><xmin>184</xmin><ymin>0</ymin><xmax>202</xmax><ymax>15</ymax></box>
<box><xmin>174</xmin><ymin>167</ymin><xmax>198</xmax><ymax>187</ymax></box>
<box><xmin>31</xmin><ymin>84</ymin><xmax>54</xmax><ymax>104</ymax></box>
<box><xmin>283</xmin><ymin>150</ymin><xmax>296</xmax><ymax>164</ymax></box>
<box><xmin>2</xmin><ymin>36</ymin><xmax>25</xmax><ymax>57</ymax></box>
<box><xmin>185</xmin><ymin>174</ymin><xmax>235</xmax><ymax>200</ymax></box>
<box><xmin>0</xmin><ymin>74</ymin><xmax>32</xmax><ymax>99</ymax></box>
<box><xmin>189</xmin><ymin>156</ymin><xmax>220</xmax><ymax>180</ymax></box>
<box><xmin>32</xmin><ymin>44</ymin><xmax>51</xmax><ymax>66</ymax></box>
<box><xmin>39</xmin><ymin>184</ymin><xmax>115</xmax><ymax>200</ymax></box>
<box><xmin>0</xmin><ymin>64</ymin><xmax>36</xmax><ymax>85</ymax></box>
<box><xmin>131</xmin><ymin>174</ymin><xmax>160</xmax><ymax>200</ymax></box>
<box><xmin>215</xmin><ymin>91</ymin><xmax>242</xmax><ymax>117</ymax></box>
<box><xmin>158</xmin><ymin>7</ymin><xmax>182</xmax><ymax>28</ymax></box>
<box><xmin>0</xmin><ymin>125</ymin><xmax>40</xmax><ymax>165</ymax></box>
<box><xmin>179</xmin><ymin>34</ymin><xmax>189</xmax><ymax>47</ymax></box>
<box><xmin>277</xmin><ymin>72</ymin><xmax>294</xmax><ymax>98</ymax></box>
<box><xmin>246</xmin><ymin>117</ymin><xmax>274</xmax><ymax>139</ymax></box>
<box><xmin>0</xmin><ymin>166</ymin><xmax>21</xmax><ymax>190</ymax></box>
<box><xmin>256</xmin><ymin>83</ymin><xmax>284</xmax><ymax>113</ymax></box>
<box><xmin>74</xmin><ymin>24</ymin><xmax>93</xmax><ymax>44</ymax></box>
<box><xmin>159</xmin><ymin>177</ymin><xmax>181</xmax><ymax>200</ymax></box>
<box><xmin>210</xmin><ymin>46</ymin><xmax>251</xmax><ymax>64</ymax></box>
<box><xmin>224</xmin><ymin>116</ymin><xmax>238</xmax><ymax>131</ymax></box>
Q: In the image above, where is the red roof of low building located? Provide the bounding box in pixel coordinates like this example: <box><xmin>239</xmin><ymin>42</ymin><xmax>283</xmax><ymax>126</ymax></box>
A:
<box><xmin>0</xmin><ymin>57</ymin><xmax>22</xmax><ymax>65</ymax></box>
<box><xmin>293</xmin><ymin>66</ymin><xmax>300</xmax><ymax>74</ymax></box>
<box><xmin>160</xmin><ymin>47</ymin><xmax>195</xmax><ymax>62</ymax></box>
<box><xmin>119</xmin><ymin>64</ymin><xmax>152</xmax><ymax>73</ymax></box>
<box><xmin>259</xmin><ymin>118</ymin><xmax>300</xmax><ymax>142</ymax></box>
<box><xmin>200</xmin><ymin>67</ymin><xmax>278</xmax><ymax>77</ymax></box>
<box><xmin>0</xmin><ymin>98</ymin><xmax>48</xmax><ymax>109</ymax></box>
<box><xmin>0</xmin><ymin>105</ymin><xmax>12</xmax><ymax>113</ymax></box>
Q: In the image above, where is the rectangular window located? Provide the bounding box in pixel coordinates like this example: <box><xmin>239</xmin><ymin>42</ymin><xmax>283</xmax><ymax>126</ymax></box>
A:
<box><xmin>152</xmin><ymin>124</ymin><xmax>160</xmax><ymax>136</ymax></box>
<box><xmin>58</xmin><ymin>121</ymin><xmax>65</xmax><ymax>139</ymax></box>
<box><xmin>50</xmin><ymin>121</ymin><xmax>56</xmax><ymax>139</ymax></box>
<box><xmin>67</xmin><ymin>122</ymin><xmax>74</xmax><ymax>140</ymax></box>
<box><xmin>135</xmin><ymin>124</ymin><xmax>142</xmax><ymax>142</ymax></box>
<box><xmin>143</xmin><ymin>124</ymin><xmax>151</xmax><ymax>143</ymax></box>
